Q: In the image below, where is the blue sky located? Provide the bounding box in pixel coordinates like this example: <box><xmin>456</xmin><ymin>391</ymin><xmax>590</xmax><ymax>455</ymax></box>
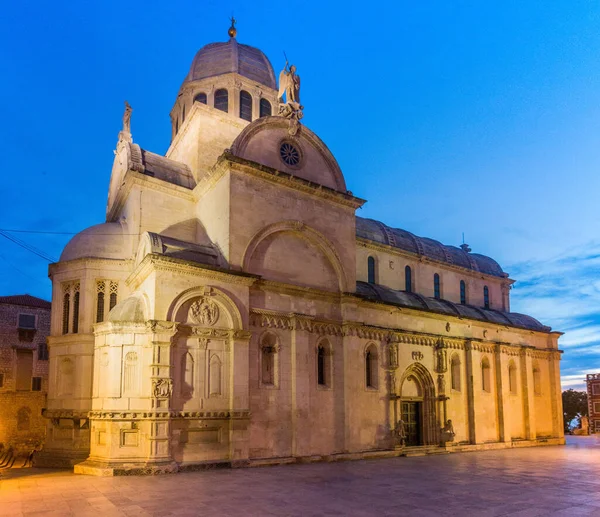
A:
<box><xmin>1</xmin><ymin>1</ymin><xmax>598</xmax><ymax>390</ymax></box>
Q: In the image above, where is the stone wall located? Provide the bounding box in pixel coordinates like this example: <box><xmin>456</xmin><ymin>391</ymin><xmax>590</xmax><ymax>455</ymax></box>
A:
<box><xmin>0</xmin><ymin>301</ymin><xmax>50</xmax><ymax>453</ymax></box>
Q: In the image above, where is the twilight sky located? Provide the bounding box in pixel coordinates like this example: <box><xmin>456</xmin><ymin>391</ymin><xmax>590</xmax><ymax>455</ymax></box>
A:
<box><xmin>1</xmin><ymin>1</ymin><xmax>598</xmax><ymax>390</ymax></box>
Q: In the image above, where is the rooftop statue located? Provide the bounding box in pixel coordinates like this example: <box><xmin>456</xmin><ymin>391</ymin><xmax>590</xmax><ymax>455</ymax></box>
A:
<box><xmin>278</xmin><ymin>57</ymin><xmax>303</xmax><ymax>135</ymax></box>
<box><xmin>122</xmin><ymin>101</ymin><xmax>132</xmax><ymax>134</ymax></box>
<box><xmin>278</xmin><ymin>61</ymin><xmax>300</xmax><ymax>105</ymax></box>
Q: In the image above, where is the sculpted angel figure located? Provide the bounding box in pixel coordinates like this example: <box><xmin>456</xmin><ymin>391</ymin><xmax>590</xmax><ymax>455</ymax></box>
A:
<box><xmin>278</xmin><ymin>61</ymin><xmax>301</xmax><ymax>105</ymax></box>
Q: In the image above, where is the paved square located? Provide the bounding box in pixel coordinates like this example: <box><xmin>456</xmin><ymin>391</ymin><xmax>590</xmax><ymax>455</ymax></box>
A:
<box><xmin>2</xmin><ymin>437</ymin><xmax>600</xmax><ymax>516</ymax></box>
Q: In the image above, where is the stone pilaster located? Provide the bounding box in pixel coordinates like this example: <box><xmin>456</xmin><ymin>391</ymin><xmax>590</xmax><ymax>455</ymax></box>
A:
<box><xmin>464</xmin><ymin>340</ymin><xmax>477</xmax><ymax>444</ymax></box>
<box><xmin>494</xmin><ymin>344</ymin><xmax>506</xmax><ymax>442</ymax></box>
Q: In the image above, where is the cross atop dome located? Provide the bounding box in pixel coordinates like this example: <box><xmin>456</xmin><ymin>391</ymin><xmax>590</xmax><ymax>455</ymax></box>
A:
<box><xmin>228</xmin><ymin>15</ymin><xmax>237</xmax><ymax>39</ymax></box>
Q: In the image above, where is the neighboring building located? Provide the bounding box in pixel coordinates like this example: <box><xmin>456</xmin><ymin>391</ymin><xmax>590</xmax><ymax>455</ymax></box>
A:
<box><xmin>36</xmin><ymin>22</ymin><xmax>564</xmax><ymax>475</ymax></box>
<box><xmin>586</xmin><ymin>374</ymin><xmax>600</xmax><ymax>433</ymax></box>
<box><xmin>0</xmin><ymin>294</ymin><xmax>51</xmax><ymax>453</ymax></box>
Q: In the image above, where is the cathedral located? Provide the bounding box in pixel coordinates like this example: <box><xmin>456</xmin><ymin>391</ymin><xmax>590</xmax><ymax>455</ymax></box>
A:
<box><xmin>36</xmin><ymin>22</ymin><xmax>565</xmax><ymax>475</ymax></box>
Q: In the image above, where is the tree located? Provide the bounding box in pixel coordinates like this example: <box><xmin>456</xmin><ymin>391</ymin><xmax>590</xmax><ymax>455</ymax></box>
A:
<box><xmin>562</xmin><ymin>389</ymin><xmax>588</xmax><ymax>433</ymax></box>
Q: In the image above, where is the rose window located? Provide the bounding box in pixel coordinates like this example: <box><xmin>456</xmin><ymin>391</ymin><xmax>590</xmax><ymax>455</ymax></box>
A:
<box><xmin>279</xmin><ymin>142</ymin><xmax>300</xmax><ymax>166</ymax></box>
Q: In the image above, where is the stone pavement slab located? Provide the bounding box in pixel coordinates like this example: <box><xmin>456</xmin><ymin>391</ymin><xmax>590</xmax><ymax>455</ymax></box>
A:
<box><xmin>2</xmin><ymin>437</ymin><xmax>600</xmax><ymax>516</ymax></box>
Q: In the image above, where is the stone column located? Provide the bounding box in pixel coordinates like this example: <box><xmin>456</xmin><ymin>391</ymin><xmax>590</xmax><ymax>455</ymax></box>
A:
<box><xmin>494</xmin><ymin>344</ymin><xmax>506</xmax><ymax>442</ymax></box>
<box><xmin>464</xmin><ymin>340</ymin><xmax>477</xmax><ymax>444</ymax></box>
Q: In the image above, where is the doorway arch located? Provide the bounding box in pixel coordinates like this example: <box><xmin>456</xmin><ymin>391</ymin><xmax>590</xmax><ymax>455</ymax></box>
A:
<box><xmin>396</xmin><ymin>362</ymin><xmax>438</xmax><ymax>446</ymax></box>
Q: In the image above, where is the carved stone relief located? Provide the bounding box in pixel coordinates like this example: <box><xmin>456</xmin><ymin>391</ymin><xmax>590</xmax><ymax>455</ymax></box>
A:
<box><xmin>411</xmin><ymin>351</ymin><xmax>424</xmax><ymax>361</ymax></box>
<box><xmin>189</xmin><ymin>298</ymin><xmax>219</xmax><ymax>326</ymax></box>
<box><xmin>152</xmin><ymin>378</ymin><xmax>173</xmax><ymax>399</ymax></box>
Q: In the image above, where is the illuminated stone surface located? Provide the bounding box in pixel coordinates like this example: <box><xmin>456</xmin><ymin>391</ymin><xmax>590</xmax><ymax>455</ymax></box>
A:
<box><xmin>3</xmin><ymin>437</ymin><xmax>600</xmax><ymax>516</ymax></box>
<box><xmin>36</xmin><ymin>26</ymin><xmax>565</xmax><ymax>474</ymax></box>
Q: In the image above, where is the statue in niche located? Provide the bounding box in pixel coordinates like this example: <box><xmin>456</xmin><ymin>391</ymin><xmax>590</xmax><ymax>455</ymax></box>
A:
<box><xmin>189</xmin><ymin>298</ymin><xmax>219</xmax><ymax>326</ymax></box>
<box><xmin>437</xmin><ymin>374</ymin><xmax>446</xmax><ymax>394</ymax></box>
<box><xmin>122</xmin><ymin>101</ymin><xmax>132</xmax><ymax>133</ymax></box>
<box><xmin>436</xmin><ymin>347</ymin><xmax>447</xmax><ymax>373</ymax></box>
<box><xmin>278</xmin><ymin>58</ymin><xmax>304</xmax><ymax>135</ymax></box>
<box><xmin>440</xmin><ymin>419</ymin><xmax>455</xmax><ymax>444</ymax></box>
<box><xmin>390</xmin><ymin>373</ymin><xmax>397</xmax><ymax>396</ymax></box>
<box><xmin>389</xmin><ymin>343</ymin><xmax>398</xmax><ymax>369</ymax></box>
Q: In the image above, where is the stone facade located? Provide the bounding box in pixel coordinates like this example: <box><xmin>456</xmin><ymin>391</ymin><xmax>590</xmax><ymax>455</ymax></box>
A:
<box><xmin>0</xmin><ymin>295</ymin><xmax>51</xmax><ymax>454</ymax></box>
<box><xmin>36</xmin><ymin>27</ymin><xmax>565</xmax><ymax>475</ymax></box>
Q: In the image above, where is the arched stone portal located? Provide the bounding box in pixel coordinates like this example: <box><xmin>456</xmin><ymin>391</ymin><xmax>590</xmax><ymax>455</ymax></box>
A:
<box><xmin>394</xmin><ymin>363</ymin><xmax>438</xmax><ymax>446</ymax></box>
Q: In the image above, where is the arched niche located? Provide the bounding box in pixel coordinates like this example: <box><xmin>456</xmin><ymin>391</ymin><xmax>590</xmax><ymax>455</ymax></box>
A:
<box><xmin>242</xmin><ymin>221</ymin><xmax>347</xmax><ymax>292</ymax></box>
<box><xmin>230</xmin><ymin>117</ymin><xmax>346</xmax><ymax>192</ymax></box>
<box><xmin>166</xmin><ymin>286</ymin><xmax>243</xmax><ymax>330</ymax></box>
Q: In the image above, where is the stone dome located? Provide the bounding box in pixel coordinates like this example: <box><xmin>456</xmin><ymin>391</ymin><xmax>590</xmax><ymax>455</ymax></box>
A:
<box><xmin>60</xmin><ymin>223</ymin><xmax>131</xmax><ymax>262</ymax></box>
<box><xmin>184</xmin><ymin>38</ymin><xmax>277</xmax><ymax>90</ymax></box>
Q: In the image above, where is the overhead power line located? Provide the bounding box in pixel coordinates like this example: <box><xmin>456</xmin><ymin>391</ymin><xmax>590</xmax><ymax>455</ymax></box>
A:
<box><xmin>0</xmin><ymin>231</ymin><xmax>57</xmax><ymax>262</ymax></box>
<box><xmin>0</xmin><ymin>228</ymin><xmax>140</xmax><ymax>236</ymax></box>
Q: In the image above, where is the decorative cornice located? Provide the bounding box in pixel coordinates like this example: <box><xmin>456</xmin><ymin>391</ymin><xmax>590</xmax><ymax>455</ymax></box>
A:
<box><xmin>127</xmin><ymin>253</ymin><xmax>258</xmax><ymax>289</ymax></box>
<box><xmin>49</xmin><ymin>258</ymin><xmax>133</xmax><ymax>275</ymax></box>
<box><xmin>48</xmin><ymin>333</ymin><xmax>95</xmax><ymax>346</ymax></box>
<box><xmin>88</xmin><ymin>410</ymin><xmax>251</xmax><ymax>420</ymax></box>
<box><xmin>42</xmin><ymin>409</ymin><xmax>90</xmax><ymax>420</ymax></box>
<box><xmin>470</xmin><ymin>342</ymin><xmax>496</xmax><ymax>354</ymax></box>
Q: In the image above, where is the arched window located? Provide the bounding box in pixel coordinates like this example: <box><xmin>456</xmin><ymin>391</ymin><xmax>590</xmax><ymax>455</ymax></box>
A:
<box><xmin>194</xmin><ymin>92</ymin><xmax>207</xmax><ymax>104</ymax></box>
<box><xmin>460</xmin><ymin>280</ymin><xmax>466</xmax><ymax>305</ymax></box>
<box><xmin>317</xmin><ymin>340</ymin><xmax>332</xmax><ymax>387</ymax></box>
<box><xmin>72</xmin><ymin>289</ymin><xmax>80</xmax><ymax>334</ymax></box>
<box><xmin>259</xmin><ymin>98</ymin><xmax>272</xmax><ymax>117</ymax></box>
<box><xmin>62</xmin><ymin>293</ymin><xmax>70</xmax><ymax>335</ymax></box>
<box><xmin>405</xmin><ymin>266</ymin><xmax>412</xmax><ymax>292</ymax></box>
<box><xmin>508</xmin><ymin>361</ymin><xmax>517</xmax><ymax>394</ymax></box>
<box><xmin>483</xmin><ymin>286</ymin><xmax>490</xmax><ymax>309</ymax></box>
<box><xmin>96</xmin><ymin>289</ymin><xmax>104</xmax><ymax>323</ymax></box>
<box><xmin>434</xmin><ymin>273</ymin><xmax>441</xmax><ymax>299</ymax></box>
<box><xmin>209</xmin><ymin>354</ymin><xmax>222</xmax><ymax>396</ymax></box>
<box><xmin>175</xmin><ymin>119</ymin><xmax>179</xmax><ymax>134</ymax></box>
<box><xmin>215</xmin><ymin>89</ymin><xmax>228</xmax><ymax>112</ymax></box>
<box><xmin>239</xmin><ymin>90</ymin><xmax>252</xmax><ymax>121</ymax></box>
<box><xmin>481</xmin><ymin>356</ymin><xmax>491</xmax><ymax>392</ymax></box>
<box><xmin>109</xmin><ymin>282</ymin><xmax>118</xmax><ymax>311</ymax></box>
<box><xmin>367</xmin><ymin>256</ymin><xmax>376</xmax><ymax>284</ymax></box>
<box><xmin>365</xmin><ymin>344</ymin><xmax>378</xmax><ymax>389</ymax></box>
<box><xmin>123</xmin><ymin>352</ymin><xmax>138</xmax><ymax>395</ymax></box>
<box><xmin>260</xmin><ymin>332</ymin><xmax>278</xmax><ymax>387</ymax></box>
<box><xmin>182</xmin><ymin>104</ymin><xmax>186</xmax><ymax>123</ymax></box>
<box><xmin>181</xmin><ymin>352</ymin><xmax>194</xmax><ymax>396</ymax></box>
<box><xmin>451</xmin><ymin>354</ymin><xmax>461</xmax><ymax>391</ymax></box>
<box><xmin>533</xmin><ymin>362</ymin><xmax>541</xmax><ymax>395</ymax></box>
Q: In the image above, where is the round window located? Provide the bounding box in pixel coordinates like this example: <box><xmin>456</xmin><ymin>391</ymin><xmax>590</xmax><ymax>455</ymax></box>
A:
<box><xmin>279</xmin><ymin>142</ymin><xmax>300</xmax><ymax>167</ymax></box>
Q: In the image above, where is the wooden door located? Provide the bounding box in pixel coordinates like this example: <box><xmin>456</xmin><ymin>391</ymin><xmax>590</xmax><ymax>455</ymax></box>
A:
<box><xmin>401</xmin><ymin>401</ymin><xmax>421</xmax><ymax>446</ymax></box>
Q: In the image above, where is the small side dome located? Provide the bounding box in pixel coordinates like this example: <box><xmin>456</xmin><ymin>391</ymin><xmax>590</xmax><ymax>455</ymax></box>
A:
<box><xmin>108</xmin><ymin>294</ymin><xmax>147</xmax><ymax>323</ymax></box>
<box><xmin>60</xmin><ymin>223</ymin><xmax>130</xmax><ymax>262</ymax></box>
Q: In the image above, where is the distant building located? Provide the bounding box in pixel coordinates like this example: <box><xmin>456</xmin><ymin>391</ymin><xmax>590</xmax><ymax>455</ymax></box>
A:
<box><xmin>586</xmin><ymin>374</ymin><xmax>600</xmax><ymax>433</ymax></box>
<box><xmin>0</xmin><ymin>295</ymin><xmax>51</xmax><ymax>453</ymax></box>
